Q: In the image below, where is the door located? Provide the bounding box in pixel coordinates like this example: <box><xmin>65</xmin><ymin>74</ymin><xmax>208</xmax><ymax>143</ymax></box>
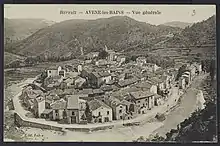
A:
<box><xmin>71</xmin><ymin>116</ymin><xmax>77</xmax><ymax>123</ymax></box>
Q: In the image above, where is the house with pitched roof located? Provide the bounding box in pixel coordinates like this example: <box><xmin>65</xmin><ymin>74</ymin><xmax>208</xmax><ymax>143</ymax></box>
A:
<box><xmin>117</xmin><ymin>77</ymin><xmax>139</xmax><ymax>88</ymax></box>
<box><xmin>134</xmin><ymin>81</ymin><xmax>157</xmax><ymax>94</ymax></box>
<box><xmin>88</xmin><ymin>99</ymin><xmax>113</xmax><ymax>123</ymax></box>
<box><xmin>66</xmin><ymin>95</ymin><xmax>86</xmax><ymax>124</ymax></box>
<box><xmin>46</xmin><ymin>65</ymin><xmax>66</xmax><ymax>78</ymax></box>
<box><xmin>128</xmin><ymin>91</ymin><xmax>155</xmax><ymax>114</ymax></box>
<box><xmin>33</xmin><ymin>96</ymin><xmax>46</xmax><ymax>118</ymax></box>
<box><xmin>103</xmin><ymin>95</ymin><xmax>127</xmax><ymax>120</ymax></box>
<box><xmin>51</xmin><ymin>99</ymin><xmax>67</xmax><ymax>121</ymax></box>
<box><xmin>89</xmin><ymin>71</ymin><xmax>112</xmax><ymax>88</ymax></box>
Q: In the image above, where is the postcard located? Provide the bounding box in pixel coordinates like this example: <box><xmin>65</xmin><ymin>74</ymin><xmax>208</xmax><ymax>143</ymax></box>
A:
<box><xmin>4</xmin><ymin>4</ymin><xmax>217</xmax><ymax>142</ymax></box>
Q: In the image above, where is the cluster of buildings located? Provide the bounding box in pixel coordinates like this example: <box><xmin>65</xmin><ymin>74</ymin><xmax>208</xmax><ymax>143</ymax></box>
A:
<box><xmin>178</xmin><ymin>63</ymin><xmax>202</xmax><ymax>90</ymax></box>
<box><xmin>20</xmin><ymin>47</ymin><xmax>202</xmax><ymax>124</ymax></box>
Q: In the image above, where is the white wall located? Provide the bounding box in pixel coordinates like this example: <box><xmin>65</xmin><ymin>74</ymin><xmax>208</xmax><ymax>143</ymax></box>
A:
<box><xmin>92</xmin><ymin>106</ymin><xmax>113</xmax><ymax>122</ymax></box>
<box><xmin>38</xmin><ymin>100</ymin><xmax>46</xmax><ymax>117</ymax></box>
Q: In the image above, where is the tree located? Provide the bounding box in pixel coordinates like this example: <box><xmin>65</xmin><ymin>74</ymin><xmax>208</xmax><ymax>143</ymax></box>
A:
<box><xmin>209</xmin><ymin>59</ymin><xmax>215</xmax><ymax>81</ymax></box>
<box><xmin>176</xmin><ymin>64</ymin><xmax>187</xmax><ymax>81</ymax></box>
<box><xmin>85</xmin><ymin>102</ymin><xmax>92</xmax><ymax>123</ymax></box>
<box><xmin>98</xmin><ymin>50</ymin><xmax>108</xmax><ymax>59</ymax></box>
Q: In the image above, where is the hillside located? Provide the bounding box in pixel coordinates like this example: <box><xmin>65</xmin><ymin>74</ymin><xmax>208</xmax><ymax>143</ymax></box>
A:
<box><xmin>162</xmin><ymin>21</ymin><xmax>192</xmax><ymax>29</ymax></box>
<box><xmin>5</xmin><ymin>16</ymin><xmax>181</xmax><ymax>59</ymax></box>
<box><xmin>4</xmin><ymin>18</ymin><xmax>55</xmax><ymax>44</ymax></box>
<box><xmin>4</xmin><ymin>52</ymin><xmax>25</xmax><ymax>67</ymax></box>
<box><xmin>164</xmin><ymin>15</ymin><xmax>216</xmax><ymax>48</ymax></box>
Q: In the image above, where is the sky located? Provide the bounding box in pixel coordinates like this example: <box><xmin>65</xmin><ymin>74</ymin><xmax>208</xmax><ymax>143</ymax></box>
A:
<box><xmin>4</xmin><ymin>4</ymin><xmax>216</xmax><ymax>25</ymax></box>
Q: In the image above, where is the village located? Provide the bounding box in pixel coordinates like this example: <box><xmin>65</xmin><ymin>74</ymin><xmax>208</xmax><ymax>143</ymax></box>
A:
<box><xmin>19</xmin><ymin>46</ymin><xmax>203</xmax><ymax>125</ymax></box>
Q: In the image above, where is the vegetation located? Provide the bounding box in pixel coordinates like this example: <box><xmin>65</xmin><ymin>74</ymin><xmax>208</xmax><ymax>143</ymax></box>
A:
<box><xmin>176</xmin><ymin>64</ymin><xmax>187</xmax><ymax>81</ymax></box>
<box><xmin>98</xmin><ymin>49</ymin><xmax>109</xmax><ymax>59</ymax></box>
<box><xmin>6</xmin><ymin>16</ymin><xmax>181</xmax><ymax>58</ymax></box>
<box><xmin>135</xmin><ymin>75</ymin><xmax>217</xmax><ymax>142</ymax></box>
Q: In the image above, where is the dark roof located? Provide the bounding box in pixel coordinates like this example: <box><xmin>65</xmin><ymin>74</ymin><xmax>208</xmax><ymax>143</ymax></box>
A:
<box><xmin>130</xmin><ymin>91</ymin><xmax>154</xmax><ymax>100</ymax></box>
<box><xmin>88</xmin><ymin>99</ymin><xmax>111</xmax><ymax>111</ymax></box>
<box><xmin>66</xmin><ymin>95</ymin><xmax>79</xmax><ymax>109</ymax></box>
<box><xmin>120</xmin><ymin>100</ymin><xmax>132</xmax><ymax>106</ymax></box>
<box><xmin>118</xmin><ymin>77</ymin><xmax>139</xmax><ymax>87</ymax></box>
<box><xmin>100</xmin><ymin>85</ymin><xmax>113</xmax><ymax>91</ymax></box>
<box><xmin>104</xmin><ymin>95</ymin><xmax>121</xmax><ymax>107</ymax></box>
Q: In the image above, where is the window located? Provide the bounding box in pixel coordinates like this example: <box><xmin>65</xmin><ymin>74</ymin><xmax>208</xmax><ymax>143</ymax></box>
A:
<box><xmin>120</xmin><ymin>105</ymin><xmax>123</xmax><ymax>108</ymax></box>
<box><xmin>72</xmin><ymin>111</ymin><xmax>75</xmax><ymax>116</ymax></box>
<box><xmin>98</xmin><ymin>112</ymin><xmax>101</xmax><ymax>116</ymax></box>
<box><xmin>119</xmin><ymin>109</ymin><xmax>122</xmax><ymax>113</ymax></box>
<box><xmin>107</xmin><ymin>111</ymin><xmax>109</xmax><ymax>115</ymax></box>
<box><xmin>49</xmin><ymin>70</ymin><xmax>51</xmax><ymax>73</ymax></box>
<box><xmin>55</xmin><ymin>110</ymin><xmax>58</xmax><ymax>113</ymax></box>
<box><xmin>120</xmin><ymin>116</ymin><xmax>123</xmax><ymax>119</ymax></box>
<box><xmin>138</xmin><ymin>101</ymin><xmax>140</xmax><ymax>103</ymax></box>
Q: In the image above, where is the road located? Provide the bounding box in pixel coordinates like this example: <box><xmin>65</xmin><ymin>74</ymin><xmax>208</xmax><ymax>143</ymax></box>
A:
<box><xmin>152</xmin><ymin>73</ymin><xmax>208</xmax><ymax>137</ymax></box>
<box><xmin>7</xmin><ymin>73</ymin><xmax>208</xmax><ymax>142</ymax></box>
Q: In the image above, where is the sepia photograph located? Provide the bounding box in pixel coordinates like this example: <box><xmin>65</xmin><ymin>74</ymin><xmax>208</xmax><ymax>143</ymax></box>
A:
<box><xmin>3</xmin><ymin>4</ymin><xmax>217</xmax><ymax>142</ymax></box>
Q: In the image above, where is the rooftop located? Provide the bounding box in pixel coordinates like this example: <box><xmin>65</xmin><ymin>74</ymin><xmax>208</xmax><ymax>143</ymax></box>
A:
<box><xmin>66</xmin><ymin>95</ymin><xmax>79</xmax><ymax>109</ymax></box>
<box><xmin>88</xmin><ymin>99</ymin><xmax>111</xmax><ymax>111</ymax></box>
<box><xmin>118</xmin><ymin>77</ymin><xmax>139</xmax><ymax>87</ymax></box>
<box><xmin>50</xmin><ymin>99</ymin><xmax>66</xmax><ymax>110</ymax></box>
<box><xmin>130</xmin><ymin>91</ymin><xmax>155</xmax><ymax>100</ymax></box>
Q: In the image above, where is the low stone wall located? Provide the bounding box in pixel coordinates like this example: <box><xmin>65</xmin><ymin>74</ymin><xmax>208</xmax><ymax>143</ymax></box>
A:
<box><xmin>14</xmin><ymin>113</ymin><xmax>62</xmax><ymax>131</ymax></box>
<box><xmin>14</xmin><ymin>112</ymin><xmax>115</xmax><ymax>132</ymax></box>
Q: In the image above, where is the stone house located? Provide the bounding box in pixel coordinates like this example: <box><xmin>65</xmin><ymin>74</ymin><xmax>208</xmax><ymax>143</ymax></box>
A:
<box><xmin>128</xmin><ymin>91</ymin><xmax>155</xmax><ymax>114</ymax></box>
<box><xmin>51</xmin><ymin>99</ymin><xmax>67</xmax><ymax>121</ymax></box>
<box><xmin>22</xmin><ymin>89</ymin><xmax>44</xmax><ymax>110</ymax></box>
<box><xmin>134</xmin><ymin>81</ymin><xmax>157</xmax><ymax>94</ymax></box>
<box><xmin>88</xmin><ymin>99</ymin><xmax>113</xmax><ymax>123</ymax></box>
<box><xmin>46</xmin><ymin>66</ymin><xmax>66</xmax><ymax>78</ymax></box>
<box><xmin>117</xmin><ymin>77</ymin><xmax>139</xmax><ymax>88</ymax></box>
<box><xmin>154</xmin><ymin>94</ymin><xmax>164</xmax><ymax>106</ymax></box>
<box><xmin>41</xmin><ymin>109</ymin><xmax>53</xmax><ymax>119</ymax></box>
<box><xmin>103</xmin><ymin>95</ymin><xmax>127</xmax><ymax>120</ymax></box>
<box><xmin>74</xmin><ymin>76</ymin><xmax>86</xmax><ymax>89</ymax></box>
<box><xmin>33</xmin><ymin>95</ymin><xmax>46</xmax><ymax>118</ymax></box>
<box><xmin>66</xmin><ymin>95</ymin><xmax>86</xmax><ymax>124</ymax></box>
<box><xmin>89</xmin><ymin>71</ymin><xmax>112</xmax><ymax>88</ymax></box>
<box><xmin>43</xmin><ymin>75</ymin><xmax>64</xmax><ymax>90</ymax></box>
<box><xmin>179</xmin><ymin>77</ymin><xmax>186</xmax><ymax>89</ymax></box>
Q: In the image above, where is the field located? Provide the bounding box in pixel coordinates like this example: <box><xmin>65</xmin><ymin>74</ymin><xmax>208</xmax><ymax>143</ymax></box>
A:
<box><xmin>4</xmin><ymin>52</ymin><xmax>25</xmax><ymax>66</ymax></box>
